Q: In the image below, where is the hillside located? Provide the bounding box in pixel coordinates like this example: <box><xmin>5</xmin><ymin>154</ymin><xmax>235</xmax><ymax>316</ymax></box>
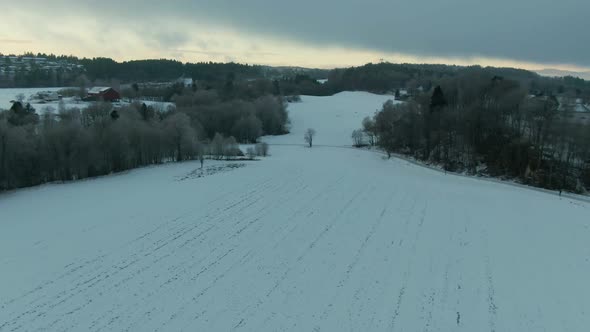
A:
<box><xmin>1</xmin><ymin>92</ymin><xmax>589</xmax><ymax>331</ymax></box>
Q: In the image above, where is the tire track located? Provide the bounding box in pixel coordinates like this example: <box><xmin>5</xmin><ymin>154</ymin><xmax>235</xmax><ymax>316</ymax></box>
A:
<box><xmin>389</xmin><ymin>201</ymin><xmax>428</xmax><ymax>331</ymax></box>
<box><xmin>0</xmin><ymin>176</ymin><xmax>281</xmax><ymax>331</ymax></box>
<box><xmin>232</xmin><ymin>182</ymin><xmax>375</xmax><ymax>330</ymax></box>
<box><xmin>315</xmin><ymin>188</ymin><xmax>400</xmax><ymax>327</ymax></box>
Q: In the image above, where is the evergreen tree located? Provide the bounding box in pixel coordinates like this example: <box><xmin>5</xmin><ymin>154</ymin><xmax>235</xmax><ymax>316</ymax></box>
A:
<box><xmin>430</xmin><ymin>85</ymin><xmax>447</xmax><ymax>111</ymax></box>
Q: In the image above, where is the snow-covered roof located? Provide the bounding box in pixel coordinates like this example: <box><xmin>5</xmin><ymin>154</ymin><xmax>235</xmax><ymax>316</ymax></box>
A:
<box><xmin>88</xmin><ymin>87</ymin><xmax>112</xmax><ymax>94</ymax></box>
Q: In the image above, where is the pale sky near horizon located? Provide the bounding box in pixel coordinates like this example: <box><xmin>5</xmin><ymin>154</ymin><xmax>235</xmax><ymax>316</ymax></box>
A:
<box><xmin>1</xmin><ymin>0</ymin><xmax>589</xmax><ymax>72</ymax></box>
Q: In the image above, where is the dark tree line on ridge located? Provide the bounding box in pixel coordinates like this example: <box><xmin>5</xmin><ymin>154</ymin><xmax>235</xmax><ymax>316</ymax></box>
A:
<box><xmin>3</xmin><ymin>53</ymin><xmax>590</xmax><ymax>104</ymax></box>
<box><xmin>0</xmin><ymin>53</ymin><xmax>275</xmax><ymax>88</ymax></box>
<box><xmin>356</xmin><ymin>69</ymin><xmax>590</xmax><ymax>193</ymax></box>
<box><xmin>281</xmin><ymin>62</ymin><xmax>590</xmax><ymax>103</ymax></box>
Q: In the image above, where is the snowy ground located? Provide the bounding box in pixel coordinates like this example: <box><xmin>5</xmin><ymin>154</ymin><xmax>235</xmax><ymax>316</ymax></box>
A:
<box><xmin>1</xmin><ymin>92</ymin><xmax>589</xmax><ymax>331</ymax></box>
<box><xmin>0</xmin><ymin>87</ymin><xmax>63</xmax><ymax>110</ymax></box>
<box><xmin>274</xmin><ymin>92</ymin><xmax>395</xmax><ymax>147</ymax></box>
<box><xmin>0</xmin><ymin>88</ymin><xmax>173</xmax><ymax>113</ymax></box>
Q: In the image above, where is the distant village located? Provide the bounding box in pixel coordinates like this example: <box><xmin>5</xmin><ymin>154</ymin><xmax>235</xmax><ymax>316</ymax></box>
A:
<box><xmin>0</xmin><ymin>55</ymin><xmax>83</xmax><ymax>86</ymax></box>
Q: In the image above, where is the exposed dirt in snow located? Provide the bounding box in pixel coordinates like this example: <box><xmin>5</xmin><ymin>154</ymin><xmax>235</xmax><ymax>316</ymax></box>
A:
<box><xmin>176</xmin><ymin>163</ymin><xmax>247</xmax><ymax>181</ymax></box>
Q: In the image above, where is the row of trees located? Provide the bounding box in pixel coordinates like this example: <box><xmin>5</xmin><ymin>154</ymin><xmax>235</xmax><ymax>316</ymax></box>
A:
<box><xmin>0</xmin><ymin>93</ymin><xmax>284</xmax><ymax>190</ymax></box>
<box><xmin>3</xmin><ymin>53</ymin><xmax>590</xmax><ymax>103</ymax></box>
<box><xmin>358</xmin><ymin>70</ymin><xmax>590</xmax><ymax>192</ymax></box>
<box><xmin>64</xmin><ymin>57</ymin><xmax>268</xmax><ymax>85</ymax></box>
<box><xmin>0</xmin><ymin>102</ymin><xmax>191</xmax><ymax>190</ymax></box>
<box><xmin>173</xmin><ymin>90</ymin><xmax>289</xmax><ymax>141</ymax></box>
<box><xmin>0</xmin><ymin>54</ymin><xmax>271</xmax><ymax>88</ymax></box>
<box><xmin>281</xmin><ymin>62</ymin><xmax>590</xmax><ymax>103</ymax></box>
<box><xmin>118</xmin><ymin>77</ymin><xmax>284</xmax><ymax>103</ymax></box>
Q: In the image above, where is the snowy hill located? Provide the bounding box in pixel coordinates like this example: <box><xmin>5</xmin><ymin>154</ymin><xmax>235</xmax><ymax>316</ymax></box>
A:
<box><xmin>1</xmin><ymin>92</ymin><xmax>589</xmax><ymax>331</ymax></box>
<box><xmin>536</xmin><ymin>68</ymin><xmax>590</xmax><ymax>80</ymax></box>
<box><xmin>266</xmin><ymin>91</ymin><xmax>396</xmax><ymax>146</ymax></box>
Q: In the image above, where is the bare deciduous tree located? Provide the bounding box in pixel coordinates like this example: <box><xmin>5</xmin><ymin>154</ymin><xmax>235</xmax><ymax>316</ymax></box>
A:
<box><xmin>246</xmin><ymin>147</ymin><xmax>256</xmax><ymax>160</ymax></box>
<box><xmin>163</xmin><ymin>112</ymin><xmax>197</xmax><ymax>162</ymax></box>
<box><xmin>211</xmin><ymin>133</ymin><xmax>225</xmax><ymax>160</ymax></box>
<box><xmin>304</xmin><ymin>128</ymin><xmax>316</xmax><ymax>147</ymax></box>
<box><xmin>223</xmin><ymin>136</ymin><xmax>239</xmax><ymax>160</ymax></box>
<box><xmin>255</xmin><ymin>142</ymin><xmax>269</xmax><ymax>156</ymax></box>
<box><xmin>351</xmin><ymin>129</ymin><xmax>364</xmax><ymax>147</ymax></box>
<box><xmin>362</xmin><ymin>116</ymin><xmax>376</xmax><ymax>146</ymax></box>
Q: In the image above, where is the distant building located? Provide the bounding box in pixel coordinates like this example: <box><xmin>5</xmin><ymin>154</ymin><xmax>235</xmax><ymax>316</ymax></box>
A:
<box><xmin>176</xmin><ymin>76</ymin><xmax>194</xmax><ymax>87</ymax></box>
<box><xmin>85</xmin><ymin>87</ymin><xmax>121</xmax><ymax>102</ymax></box>
<box><xmin>394</xmin><ymin>89</ymin><xmax>411</xmax><ymax>101</ymax></box>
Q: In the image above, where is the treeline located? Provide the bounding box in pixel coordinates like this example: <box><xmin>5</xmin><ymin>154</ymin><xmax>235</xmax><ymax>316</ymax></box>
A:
<box><xmin>1</xmin><ymin>102</ymin><xmax>195</xmax><ymax>190</ymax></box>
<box><xmin>280</xmin><ymin>62</ymin><xmax>590</xmax><ymax>102</ymax></box>
<box><xmin>4</xmin><ymin>52</ymin><xmax>590</xmax><ymax>102</ymax></box>
<box><xmin>5</xmin><ymin>65</ymin><xmax>81</xmax><ymax>88</ymax></box>
<box><xmin>0</xmin><ymin>53</ymin><xmax>272</xmax><ymax>88</ymax></box>
<box><xmin>357</xmin><ymin>69</ymin><xmax>590</xmax><ymax>192</ymax></box>
<box><xmin>79</xmin><ymin>58</ymin><xmax>265</xmax><ymax>83</ymax></box>
<box><xmin>0</xmin><ymin>88</ymin><xmax>288</xmax><ymax>191</ymax></box>
<box><xmin>119</xmin><ymin>75</ymin><xmax>285</xmax><ymax>103</ymax></box>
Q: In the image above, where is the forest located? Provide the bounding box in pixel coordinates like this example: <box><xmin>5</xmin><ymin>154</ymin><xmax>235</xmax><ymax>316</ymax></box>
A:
<box><xmin>0</xmin><ymin>53</ymin><xmax>275</xmax><ymax>88</ymax></box>
<box><xmin>0</xmin><ymin>84</ymin><xmax>287</xmax><ymax>191</ymax></box>
<box><xmin>355</xmin><ymin>68</ymin><xmax>590</xmax><ymax>193</ymax></box>
<box><xmin>282</xmin><ymin>62</ymin><xmax>590</xmax><ymax>101</ymax></box>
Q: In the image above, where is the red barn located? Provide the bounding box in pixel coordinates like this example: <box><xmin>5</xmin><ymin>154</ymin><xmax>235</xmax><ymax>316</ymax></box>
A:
<box><xmin>85</xmin><ymin>87</ymin><xmax>121</xmax><ymax>102</ymax></box>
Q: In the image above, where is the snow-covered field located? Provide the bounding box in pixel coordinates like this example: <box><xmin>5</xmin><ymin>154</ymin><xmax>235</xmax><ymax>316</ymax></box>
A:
<box><xmin>1</xmin><ymin>92</ymin><xmax>589</xmax><ymax>331</ymax></box>
<box><xmin>0</xmin><ymin>88</ymin><xmax>173</xmax><ymax>113</ymax></box>
<box><xmin>273</xmin><ymin>92</ymin><xmax>395</xmax><ymax>147</ymax></box>
<box><xmin>0</xmin><ymin>87</ymin><xmax>64</xmax><ymax>110</ymax></box>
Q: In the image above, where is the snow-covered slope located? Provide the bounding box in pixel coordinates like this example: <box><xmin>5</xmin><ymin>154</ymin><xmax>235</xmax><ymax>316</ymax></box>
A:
<box><xmin>269</xmin><ymin>92</ymin><xmax>396</xmax><ymax>146</ymax></box>
<box><xmin>1</xmin><ymin>93</ymin><xmax>589</xmax><ymax>331</ymax></box>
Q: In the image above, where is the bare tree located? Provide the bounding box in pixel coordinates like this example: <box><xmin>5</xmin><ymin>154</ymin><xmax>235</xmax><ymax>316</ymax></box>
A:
<box><xmin>304</xmin><ymin>128</ymin><xmax>316</xmax><ymax>147</ymax></box>
<box><xmin>351</xmin><ymin>129</ymin><xmax>364</xmax><ymax>147</ymax></box>
<box><xmin>211</xmin><ymin>133</ymin><xmax>225</xmax><ymax>160</ymax></box>
<box><xmin>162</xmin><ymin>112</ymin><xmax>197</xmax><ymax>162</ymax></box>
<box><xmin>75</xmin><ymin>75</ymin><xmax>90</xmax><ymax>99</ymax></box>
<box><xmin>246</xmin><ymin>147</ymin><xmax>256</xmax><ymax>160</ymax></box>
<box><xmin>362</xmin><ymin>116</ymin><xmax>376</xmax><ymax>146</ymax></box>
<box><xmin>232</xmin><ymin>114</ymin><xmax>262</xmax><ymax>143</ymax></box>
<box><xmin>223</xmin><ymin>136</ymin><xmax>239</xmax><ymax>160</ymax></box>
<box><xmin>255</xmin><ymin>142</ymin><xmax>269</xmax><ymax>156</ymax></box>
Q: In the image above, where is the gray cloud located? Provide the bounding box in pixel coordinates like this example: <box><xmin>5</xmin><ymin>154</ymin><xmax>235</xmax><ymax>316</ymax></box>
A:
<box><xmin>13</xmin><ymin>0</ymin><xmax>590</xmax><ymax>67</ymax></box>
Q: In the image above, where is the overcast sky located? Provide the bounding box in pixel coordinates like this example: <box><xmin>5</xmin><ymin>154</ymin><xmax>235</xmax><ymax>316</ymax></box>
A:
<box><xmin>2</xmin><ymin>0</ymin><xmax>589</xmax><ymax>71</ymax></box>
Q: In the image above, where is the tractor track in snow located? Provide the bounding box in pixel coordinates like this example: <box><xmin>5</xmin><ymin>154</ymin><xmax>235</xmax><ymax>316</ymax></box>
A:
<box><xmin>1</xmin><ymin>174</ymin><xmax>285</xmax><ymax>331</ymax></box>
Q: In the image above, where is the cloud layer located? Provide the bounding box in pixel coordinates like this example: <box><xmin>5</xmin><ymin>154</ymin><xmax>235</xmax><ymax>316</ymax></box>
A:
<box><xmin>3</xmin><ymin>0</ymin><xmax>589</xmax><ymax>70</ymax></box>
